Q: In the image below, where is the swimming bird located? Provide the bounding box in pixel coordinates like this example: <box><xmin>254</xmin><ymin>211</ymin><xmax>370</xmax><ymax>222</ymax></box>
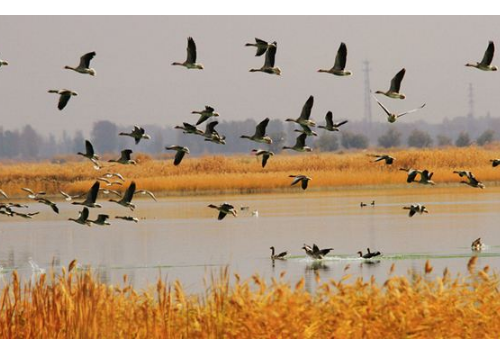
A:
<box><xmin>192</xmin><ymin>106</ymin><xmax>220</xmax><ymax>125</ymax></box>
<box><xmin>294</xmin><ymin>124</ymin><xmax>318</xmax><ymax>137</ymax></box>
<box><xmin>108</xmin><ymin>149</ymin><xmax>136</xmax><ymax>165</ymax></box>
<box><xmin>21</xmin><ymin>188</ymin><xmax>46</xmax><ymax>200</ymax></box>
<box><xmin>490</xmin><ymin>159</ymin><xmax>500</xmax><ymax>167</ymax></box>
<box><xmin>103</xmin><ymin>172</ymin><xmax>125</xmax><ymax>181</ymax></box>
<box><xmin>252</xmin><ymin>210</ymin><xmax>259</xmax><ymax>217</ymax></box>
<box><xmin>459</xmin><ymin>171</ymin><xmax>485</xmax><ymax>189</ymax></box>
<box><xmin>89</xmin><ymin>214</ymin><xmax>111</xmax><ymax>226</ymax></box>
<box><xmin>270</xmin><ymin>246</ymin><xmax>287</xmax><ymax>260</ymax></box>
<box><xmin>165</xmin><ymin>146</ymin><xmax>190</xmax><ymax>166</ymax></box>
<box><xmin>375</xmin><ymin>68</ymin><xmax>406</xmax><ymax>99</ymax></box>
<box><xmin>283</xmin><ymin>133</ymin><xmax>312</xmax><ymax>152</ymax></box>
<box><xmin>72</xmin><ymin>181</ymin><xmax>101</xmax><ymax>208</ymax></box>
<box><xmin>115</xmin><ymin>216</ymin><xmax>139</xmax><ymax>223</ymax></box>
<box><xmin>241</xmin><ymin>118</ymin><xmax>273</xmax><ymax>144</ymax></box>
<box><xmin>59</xmin><ymin>190</ymin><xmax>83</xmax><ymax>201</ymax></box>
<box><xmin>0</xmin><ymin>56</ymin><xmax>8</xmax><ymax>67</ymax></box>
<box><xmin>68</xmin><ymin>207</ymin><xmax>91</xmax><ymax>226</ymax></box>
<box><xmin>134</xmin><ymin>189</ymin><xmax>157</xmax><ymax>201</ymax></box>
<box><xmin>372</xmin><ymin>94</ymin><xmax>425</xmax><ymax>123</ymax></box>
<box><xmin>371</xmin><ymin>200</ymin><xmax>375</xmax><ymax>206</ymax></box>
<box><xmin>317</xmin><ymin>42</ymin><xmax>352</xmax><ymax>76</ymax></box>
<box><xmin>77</xmin><ymin>140</ymin><xmax>101</xmax><ymax>169</ymax></box>
<box><xmin>0</xmin><ymin>189</ymin><xmax>8</xmax><ymax>199</ymax></box>
<box><xmin>65</xmin><ymin>52</ymin><xmax>96</xmax><ymax>76</ymax></box>
<box><xmin>251</xmin><ymin>149</ymin><xmax>274</xmax><ymax>168</ymax></box>
<box><xmin>48</xmin><ymin>89</ymin><xmax>78</xmax><ymax>110</ymax></box>
<box><xmin>358</xmin><ymin>248</ymin><xmax>381</xmax><ymax>259</ymax></box>
<box><xmin>37</xmin><ymin>198</ymin><xmax>59</xmax><ymax>214</ymax></box>
<box><xmin>369</xmin><ymin>154</ymin><xmax>395</xmax><ymax>165</ymax></box>
<box><xmin>172</xmin><ymin>37</ymin><xmax>204</xmax><ymax>69</ymax></box>
<box><xmin>286</xmin><ymin>95</ymin><xmax>316</xmax><ymax>127</ymax></box>
<box><xmin>174</xmin><ymin>122</ymin><xmax>204</xmax><ymax>136</ymax></box>
<box><xmin>208</xmin><ymin>203</ymin><xmax>237</xmax><ymax>220</ymax></box>
<box><xmin>360</xmin><ymin>202</ymin><xmax>367</xmax><ymax>207</ymax></box>
<box><xmin>119</xmin><ymin>126</ymin><xmax>151</xmax><ymax>145</ymax></box>
<box><xmin>245</xmin><ymin>38</ymin><xmax>276</xmax><ymax>56</ymax></box>
<box><xmin>466</xmin><ymin>41</ymin><xmax>497</xmax><ymax>71</ymax></box>
<box><xmin>399</xmin><ymin>168</ymin><xmax>420</xmax><ymax>183</ymax></box>
<box><xmin>318</xmin><ymin>111</ymin><xmax>348</xmax><ymax>132</ymax></box>
<box><xmin>471</xmin><ymin>238</ymin><xmax>485</xmax><ymax>251</ymax></box>
<box><xmin>289</xmin><ymin>175</ymin><xmax>312</xmax><ymax>190</ymax></box>
<box><xmin>109</xmin><ymin>181</ymin><xmax>136</xmax><ymax>211</ymax></box>
<box><xmin>403</xmin><ymin>204</ymin><xmax>429</xmax><ymax>217</ymax></box>
<box><xmin>249</xmin><ymin>43</ymin><xmax>281</xmax><ymax>75</ymax></box>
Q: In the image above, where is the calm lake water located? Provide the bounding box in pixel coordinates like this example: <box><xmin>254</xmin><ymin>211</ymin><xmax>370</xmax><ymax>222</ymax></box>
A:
<box><xmin>1</xmin><ymin>186</ymin><xmax>500</xmax><ymax>294</ymax></box>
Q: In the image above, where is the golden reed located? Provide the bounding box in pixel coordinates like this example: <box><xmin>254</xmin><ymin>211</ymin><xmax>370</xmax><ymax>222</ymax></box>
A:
<box><xmin>1</xmin><ymin>146</ymin><xmax>500</xmax><ymax>197</ymax></box>
<box><xmin>0</xmin><ymin>258</ymin><xmax>499</xmax><ymax>338</ymax></box>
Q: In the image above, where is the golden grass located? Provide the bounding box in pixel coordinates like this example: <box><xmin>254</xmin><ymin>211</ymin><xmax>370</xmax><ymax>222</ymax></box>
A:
<box><xmin>0</xmin><ymin>258</ymin><xmax>499</xmax><ymax>338</ymax></box>
<box><xmin>1</xmin><ymin>146</ymin><xmax>500</xmax><ymax>197</ymax></box>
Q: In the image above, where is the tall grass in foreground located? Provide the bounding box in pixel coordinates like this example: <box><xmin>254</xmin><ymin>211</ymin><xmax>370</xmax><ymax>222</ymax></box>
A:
<box><xmin>0</xmin><ymin>258</ymin><xmax>499</xmax><ymax>338</ymax></box>
<box><xmin>1</xmin><ymin>146</ymin><xmax>500</xmax><ymax>197</ymax></box>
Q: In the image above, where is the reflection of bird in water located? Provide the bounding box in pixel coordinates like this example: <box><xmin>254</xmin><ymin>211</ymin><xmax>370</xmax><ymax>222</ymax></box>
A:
<box><xmin>305</xmin><ymin>260</ymin><xmax>330</xmax><ymax>272</ymax></box>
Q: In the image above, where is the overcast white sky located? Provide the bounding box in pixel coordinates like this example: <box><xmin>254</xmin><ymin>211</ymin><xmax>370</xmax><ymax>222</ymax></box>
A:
<box><xmin>0</xmin><ymin>16</ymin><xmax>499</xmax><ymax>135</ymax></box>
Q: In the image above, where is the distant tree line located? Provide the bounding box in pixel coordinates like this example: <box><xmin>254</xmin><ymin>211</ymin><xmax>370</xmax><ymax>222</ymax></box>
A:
<box><xmin>0</xmin><ymin>114</ymin><xmax>499</xmax><ymax>160</ymax></box>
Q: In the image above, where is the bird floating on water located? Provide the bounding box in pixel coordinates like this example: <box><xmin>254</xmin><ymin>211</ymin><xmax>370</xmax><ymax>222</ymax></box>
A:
<box><xmin>172</xmin><ymin>37</ymin><xmax>204</xmax><ymax>69</ymax></box>
<box><xmin>317</xmin><ymin>42</ymin><xmax>352</xmax><ymax>76</ymax></box>
<box><xmin>466</xmin><ymin>41</ymin><xmax>497</xmax><ymax>71</ymax></box>
<box><xmin>302</xmin><ymin>244</ymin><xmax>333</xmax><ymax>260</ymax></box>
<box><xmin>375</xmin><ymin>68</ymin><xmax>407</xmax><ymax>99</ymax></box>
<box><xmin>471</xmin><ymin>238</ymin><xmax>485</xmax><ymax>251</ymax></box>
<box><xmin>270</xmin><ymin>246</ymin><xmax>287</xmax><ymax>260</ymax></box>
<box><xmin>358</xmin><ymin>248</ymin><xmax>381</xmax><ymax>259</ymax></box>
<box><xmin>64</xmin><ymin>52</ymin><xmax>96</xmax><ymax>76</ymax></box>
<box><xmin>48</xmin><ymin>89</ymin><xmax>78</xmax><ymax>110</ymax></box>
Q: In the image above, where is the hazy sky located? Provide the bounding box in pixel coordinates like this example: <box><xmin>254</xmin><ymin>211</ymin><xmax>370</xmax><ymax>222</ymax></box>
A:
<box><xmin>0</xmin><ymin>16</ymin><xmax>499</xmax><ymax>135</ymax></box>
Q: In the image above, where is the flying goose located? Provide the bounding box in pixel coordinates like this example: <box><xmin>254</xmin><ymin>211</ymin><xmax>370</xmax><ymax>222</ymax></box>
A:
<box><xmin>65</xmin><ymin>52</ymin><xmax>96</xmax><ymax>76</ymax></box>
<box><xmin>72</xmin><ymin>181</ymin><xmax>101</xmax><ymax>208</ymax></box>
<box><xmin>282</xmin><ymin>133</ymin><xmax>312</xmax><ymax>152</ymax></box>
<box><xmin>318</xmin><ymin>111</ymin><xmax>348</xmax><ymax>132</ymax></box>
<box><xmin>77</xmin><ymin>140</ymin><xmax>101</xmax><ymax>169</ymax></box>
<box><xmin>59</xmin><ymin>190</ymin><xmax>83</xmax><ymax>201</ymax></box>
<box><xmin>358</xmin><ymin>248</ymin><xmax>381</xmax><ymax>259</ymax></box>
<box><xmin>302</xmin><ymin>244</ymin><xmax>333</xmax><ymax>260</ymax></box>
<box><xmin>453</xmin><ymin>170</ymin><xmax>473</xmax><ymax>178</ymax></box>
<box><xmin>418</xmin><ymin>169</ymin><xmax>435</xmax><ymax>185</ymax></box>
<box><xmin>399</xmin><ymin>168</ymin><xmax>419</xmax><ymax>183</ymax></box>
<box><xmin>108</xmin><ymin>149</ymin><xmax>136</xmax><ymax>165</ymax></box>
<box><xmin>68</xmin><ymin>207</ymin><xmax>91</xmax><ymax>226</ymax></box>
<box><xmin>369</xmin><ymin>154</ymin><xmax>396</xmax><ymax>165</ymax></box>
<box><xmin>251</xmin><ymin>149</ymin><xmax>274</xmax><ymax>168</ymax></box>
<box><xmin>109</xmin><ymin>181</ymin><xmax>136</xmax><ymax>211</ymax></box>
<box><xmin>285</xmin><ymin>96</ymin><xmax>316</xmax><ymax>127</ymax></box>
<box><xmin>459</xmin><ymin>171</ymin><xmax>485</xmax><ymax>189</ymax></box>
<box><xmin>289</xmin><ymin>175</ymin><xmax>312</xmax><ymax>190</ymax></box>
<box><xmin>241</xmin><ymin>118</ymin><xmax>273</xmax><ymax>144</ymax></box>
<box><xmin>208</xmin><ymin>202</ymin><xmax>237</xmax><ymax>220</ymax></box>
<box><xmin>89</xmin><ymin>214</ymin><xmax>111</xmax><ymax>226</ymax></box>
<box><xmin>174</xmin><ymin>122</ymin><xmax>204</xmax><ymax>136</ymax></box>
<box><xmin>270</xmin><ymin>246</ymin><xmax>287</xmax><ymax>260</ymax></box>
<box><xmin>249</xmin><ymin>43</ymin><xmax>281</xmax><ymax>75</ymax></box>
<box><xmin>119</xmin><ymin>126</ymin><xmax>151</xmax><ymax>145</ymax></box>
<box><xmin>372</xmin><ymin>94</ymin><xmax>425</xmax><ymax>123</ymax></box>
<box><xmin>103</xmin><ymin>172</ymin><xmax>125</xmax><ymax>181</ymax></box>
<box><xmin>375</xmin><ymin>68</ymin><xmax>406</xmax><ymax>99</ymax></box>
<box><xmin>172</xmin><ymin>37</ymin><xmax>204</xmax><ymax>69</ymax></box>
<box><xmin>466</xmin><ymin>41</ymin><xmax>497</xmax><ymax>71</ymax></box>
<box><xmin>403</xmin><ymin>203</ymin><xmax>429</xmax><ymax>217</ymax></box>
<box><xmin>12</xmin><ymin>211</ymin><xmax>40</xmax><ymax>219</ymax></box>
<box><xmin>165</xmin><ymin>146</ymin><xmax>190</xmax><ymax>166</ymax></box>
<box><xmin>48</xmin><ymin>89</ymin><xmax>78</xmax><ymax>110</ymax></box>
<box><xmin>192</xmin><ymin>106</ymin><xmax>220</xmax><ymax>125</ymax></box>
<box><xmin>37</xmin><ymin>198</ymin><xmax>59</xmax><ymax>214</ymax></box>
<box><xmin>202</xmin><ymin>121</ymin><xmax>225</xmax><ymax>141</ymax></box>
<box><xmin>0</xmin><ymin>57</ymin><xmax>8</xmax><ymax>67</ymax></box>
<box><xmin>0</xmin><ymin>189</ymin><xmax>8</xmax><ymax>199</ymax></box>
<box><xmin>245</xmin><ymin>38</ymin><xmax>276</xmax><ymax>56</ymax></box>
<box><xmin>317</xmin><ymin>42</ymin><xmax>352</xmax><ymax>76</ymax></box>
<box><xmin>490</xmin><ymin>159</ymin><xmax>500</xmax><ymax>167</ymax></box>
<box><xmin>99</xmin><ymin>188</ymin><xmax>122</xmax><ymax>197</ymax></box>
<box><xmin>21</xmin><ymin>188</ymin><xmax>46</xmax><ymax>200</ymax></box>
<box><xmin>115</xmin><ymin>215</ymin><xmax>139</xmax><ymax>223</ymax></box>
<box><xmin>294</xmin><ymin>124</ymin><xmax>318</xmax><ymax>137</ymax></box>
<box><xmin>135</xmin><ymin>189</ymin><xmax>157</xmax><ymax>201</ymax></box>
<box><xmin>5</xmin><ymin>203</ymin><xmax>28</xmax><ymax>209</ymax></box>
<box><xmin>97</xmin><ymin>177</ymin><xmax>123</xmax><ymax>186</ymax></box>
<box><xmin>471</xmin><ymin>238</ymin><xmax>485</xmax><ymax>251</ymax></box>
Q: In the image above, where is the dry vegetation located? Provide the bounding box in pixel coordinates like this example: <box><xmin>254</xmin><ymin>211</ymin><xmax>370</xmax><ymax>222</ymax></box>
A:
<box><xmin>0</xmin><ymin>258</ymin><xmax>498</xmax><ymax>338</ymax></box>
<box><xmin>1</xmin><ymin>146</ymin><xmax>500</xmax><ymax>198</ymax></box>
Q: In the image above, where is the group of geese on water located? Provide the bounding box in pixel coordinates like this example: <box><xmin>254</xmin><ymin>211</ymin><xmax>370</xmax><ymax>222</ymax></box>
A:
<box><xmin>1</xmin><ymin>37</ymin><xmax>498</xmax><ymax>259</ymax></box>
<box><xmin>269</xmin><ymin>244</ymin><xmax>381</xmax><ymax>262</ymax></box>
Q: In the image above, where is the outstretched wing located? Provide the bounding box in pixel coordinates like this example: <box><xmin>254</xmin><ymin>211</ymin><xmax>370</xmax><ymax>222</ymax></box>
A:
<box><xmin>301</xmin><ymin>179</ymin><xmax>309</xmax><ymax>190</ymax></box>
<box><xmin>295</xmin><ymin>133</ymin><xmax>307</xmax><ymax>148</ymax></box>
<box><xmin>255</xmin><ymin>118</ymin><xmax>270</xmax><ymax>138</ymax></box>
<box><xmin>390</xmin><ymin>68</ymin><xmax>406</xmax><ymax>93</ymax></box>
<box><xmin>333</xmin><ymin>42</ymin><xmax>347</xmax><ymax>70</ymax></box>
<box><xmin>325</xmin><ymin>111</ymin><xmax>334</xmax><ymax>128</ymax></box>
<box><xmin>372</xmin><ymin>94</ymin><xmax>392</xmax><ymax>117</ymax></box>
<box><xmin>80</xmin><ymin>207</ymin><xmax>90</xmax><ymax>221</ymax></box>
<box><xmin>79</xmin><ymin>52</ymin><xmax>96</xmax><ymax>69</ymax></box>
<box><xmin>174</xmin><ymin>150</ymin><xmax>186</xmax><ymax>166</ymax></box>
<box><xmin>123</xmin><ymin>181</ymin><xmax>136</xmax><ymax>203</ymax></box>
<box><xmin>85</xmin><ymin>140</ymin><xmax>95</xmax><ymax>157</ymax></box>
<box><xmin>398</xmin><ymin>104</ymin><xmax>426</xmax><ymax>118</ymax></box>
<box><xmin>262</xmin><ymin>153</ymin><xmax>270</xmax><ymax>168</ymax></box>
<box><xmin>187</xmin><ymin>37</ymin><xmax>197</xmax><ymax>64</ymax></box>
<box><xmin>88</xmin><ymin>181</ymin><xmax>100</xmax><ymax>203</ymax></box>
<box><xmin>480</xmin><ymin>41</ymin><xmax>495</xmax><ymax>66</ymax></box>
<box><xmin>218</xmin><ymin>211</ymin><xmax>227</xmax><ymax>220</ymax></box>
<box><xmin>299</xmin><ymin>96</ymin><xmax>314</xmax><ymax>121</ymax></box>
<box><xmin>58</xmin><ymin>94</ymin><xmax>71</xmax><ymax>110</ymax></box>
<box><xmin>264</xmin><ymin>44</ymin><xmax>276</xmax><ymax>68</ymax></box>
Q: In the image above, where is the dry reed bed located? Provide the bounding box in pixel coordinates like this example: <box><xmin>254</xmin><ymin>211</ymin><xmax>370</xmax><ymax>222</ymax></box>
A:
<box><xmin>0</xmin><ymin>258</ymin><xmax>498</xmax><ymax>338</ymax></box>
<box><xmin>1</xmin><ymin>147</ymin><xmax>500</xmax><ymax>197</ymax></box>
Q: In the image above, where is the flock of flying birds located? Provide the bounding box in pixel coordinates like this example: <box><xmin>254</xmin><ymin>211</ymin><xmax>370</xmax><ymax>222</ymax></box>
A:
<box><xmin>0</xmin><ymin>36</ymin><xmax>498</xmax><ymax>260</ymax></box>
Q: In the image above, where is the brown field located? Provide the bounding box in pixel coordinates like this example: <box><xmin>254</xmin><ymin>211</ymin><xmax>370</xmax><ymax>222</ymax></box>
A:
<box><xmin>1</xmin><ymin>146</ymin><xmax>500</xmax><ymax>198</ymax></box>
<box><xmin>0</xmin><ymin>258</ymin><xmax>498</xmax><ymax>338</ymax></box>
